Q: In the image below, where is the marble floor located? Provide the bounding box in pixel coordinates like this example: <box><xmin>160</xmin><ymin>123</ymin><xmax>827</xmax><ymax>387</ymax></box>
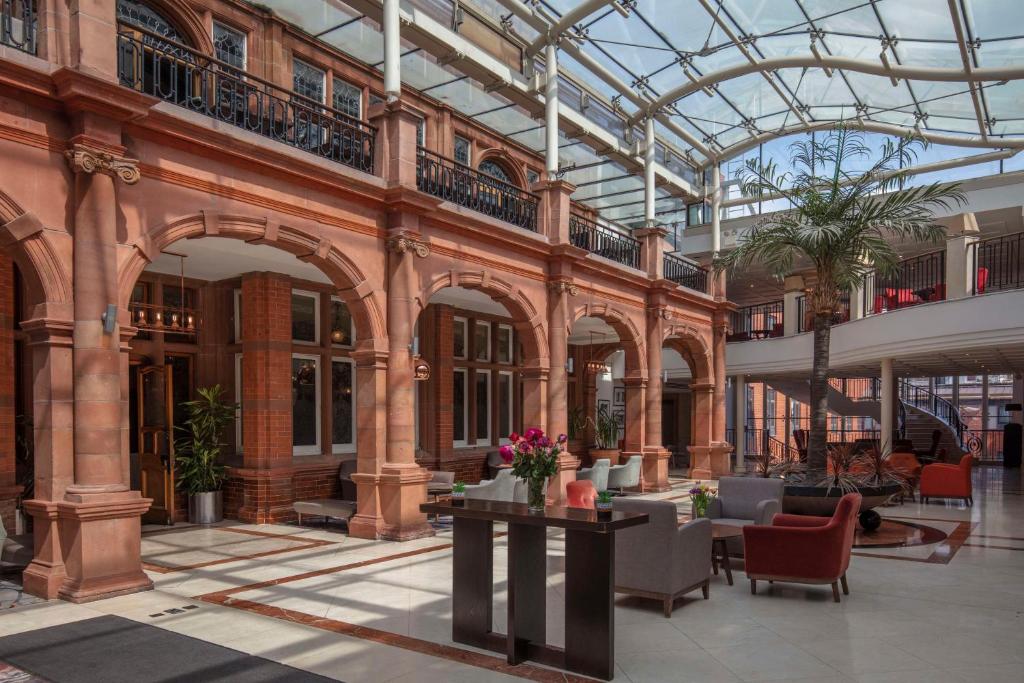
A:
<box><xmin>2</xmin><ymin>466</ymin><xmax>1023</xmax><ymax>682</ymax></box>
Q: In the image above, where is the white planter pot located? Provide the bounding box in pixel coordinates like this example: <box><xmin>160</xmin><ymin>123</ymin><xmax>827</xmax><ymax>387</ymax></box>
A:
<box><xmin>188</xmin><ymin>491</ymin><xmax>223</xmax><ymax>524</ymax></box>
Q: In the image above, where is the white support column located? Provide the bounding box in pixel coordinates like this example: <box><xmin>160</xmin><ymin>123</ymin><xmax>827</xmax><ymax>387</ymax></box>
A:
<box><xmin>943</xmin><ymin>212</ymin><xmax>980</xmax><ymax>300</ymax></box>
<box><xmin>545</xmin><ymin>42</ymin><xmax>559</xmax><ymax>177</ymax></box>
<box><xmin>734</xmin><ymin>375</ymin><xmax>746</xmax><ymax>472</ymax></box>
<box><xmin>644</xmin><ymin>116</ymin><xmax>655</xmax><ymax>225</ymax></box>
<box><xmin>711</xmin><ymin>164</ymin><xmax>722</xmax><ymax>256</ymax></box>
<box><xmin>782</xmin><ymin>274</ymin><xmax>805</xmax><ymax>336</ymax></box>
<box><xmin>880</xmin><ymin>358</ymin><xmax>894</xmax><ymax>455</ymax></box>
<box><xmin>383</xmin><ymin>0</ymin><xmax>401</xmax><ymax>102</ymax></box>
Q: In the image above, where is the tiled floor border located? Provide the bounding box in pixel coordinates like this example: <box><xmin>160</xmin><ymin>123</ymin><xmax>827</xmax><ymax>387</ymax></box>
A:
<box><xmin>143</xmin><ymin>526</ymin><xmax>339</xmax><ymax>574</ymax></box>
<box><xmin>852</xmin><ymin>520</ymin><xmax>975</xmax><ymax>564</ymax></box>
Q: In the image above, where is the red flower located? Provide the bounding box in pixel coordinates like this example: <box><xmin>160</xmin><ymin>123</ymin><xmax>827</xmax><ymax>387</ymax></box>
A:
<box><xmin>499</xmin><ymin>445</ymin><xmax>514</xmax><ymax>462</ymax></box>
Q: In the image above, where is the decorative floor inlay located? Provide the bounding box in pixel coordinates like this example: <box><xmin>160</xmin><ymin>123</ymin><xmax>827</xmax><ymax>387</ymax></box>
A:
<box><xmin>142</xmin><ymin>526</ymin><xmax>338</xmax><ymax>573</ymax></box>
<box><xmin>853</xmin><ymin>519</ymin><xmax>948</xmax><ymax>549</ymax></box>
<box><xmin>853</xmin><ymin>520</ymin><xmax>975</xmax><ymax>564</ymax></box>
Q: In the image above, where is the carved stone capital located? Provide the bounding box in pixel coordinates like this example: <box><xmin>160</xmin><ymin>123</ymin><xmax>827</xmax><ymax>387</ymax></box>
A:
<box><xmin>386</xmin><ymin>235</ymin><xmax>429</xmax><ymax>257</ymax></box>
<box><xmin>64</xmin><ymin>145</ymin><xmax>140</xmax><ymax>184</ymax></box>
<box><xmin>648</xmin><ymin>305</ymin><xmax>672</xmax><ymax>321</ymax></box>
<box><xmin>548</xmin><ymin>280</ymin><xmax>579</xmax><ymax>296</ymax></box>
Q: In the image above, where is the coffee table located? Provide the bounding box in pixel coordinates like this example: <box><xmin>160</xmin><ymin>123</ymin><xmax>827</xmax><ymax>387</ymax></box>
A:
<box><xmin>711</xmin><ymin>523</ymin><xmax>743</xmax><ymax>586</ymax></box>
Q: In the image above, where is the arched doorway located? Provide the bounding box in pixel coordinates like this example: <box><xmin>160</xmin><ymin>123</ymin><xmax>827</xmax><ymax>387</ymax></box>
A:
<box><xmin>663</xmin><ymin>325</ymin><xmax>718</xmax><ymax>477</ymax></box>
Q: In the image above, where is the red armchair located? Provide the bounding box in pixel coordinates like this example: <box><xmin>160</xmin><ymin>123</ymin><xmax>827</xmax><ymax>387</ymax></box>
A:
<box><xmin>920</xmin><ymin>454</ymin><xmax>974</xmax><ymax>506</ymax></box>
<box><xmin>743</xmin><ymin>493</ymin><xmax>862</xmax><ymax>603</ymax></box>
<box><xmin>566</xmin><ymin>480</ymin><xmax>596</xmax><ymax>510</ymax></box>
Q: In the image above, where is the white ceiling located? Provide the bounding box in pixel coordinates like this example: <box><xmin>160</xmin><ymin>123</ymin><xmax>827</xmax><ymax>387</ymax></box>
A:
<box><xmin>428</xmin><ymin>286</ymin><xmax>508</xmax><ymax>316</ymax></box>
<box><xmin>568</xmin><ymin>316</ymin><xmax>620</xmax><ymax>345</ymax></box>
<box><xmin>145</xmin><ymin>237</ymin><xmax>332</xmax><ymax>284</ymax></box>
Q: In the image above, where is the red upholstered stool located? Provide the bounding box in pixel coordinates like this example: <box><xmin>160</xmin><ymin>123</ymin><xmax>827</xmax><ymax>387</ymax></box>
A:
<box><xmin>567</xmin><ymin>480</ymin><xmax>597</xmax><ymax>510</ymax></box>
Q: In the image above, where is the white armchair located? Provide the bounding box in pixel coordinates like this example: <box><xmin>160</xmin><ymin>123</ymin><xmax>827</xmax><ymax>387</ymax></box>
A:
<box><xmin>608</xmin><ymin>455</ymin><xmax>642</xmax><ymax>491</ymax></box>
<box><xmin>577</xmin><ymin>459</ymin><xmax>610</xmax><ymax>492</ymax></box>
<box><xmin>464</xmin><ymin>469</ymin><xmax>518</xmax><ymax>502</ymax></box>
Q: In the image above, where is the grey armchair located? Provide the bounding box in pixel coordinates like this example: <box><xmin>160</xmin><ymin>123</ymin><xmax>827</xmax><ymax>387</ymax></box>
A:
<box><xmin>613</xmin><ymin>498</ymin><xmax>712</xmax><ymax>617</ymax></box>
<box><xmin>577</xmin><ymin>458</ymin><xmax>610</xmax><ymax>492</ymax></box>
<box><xmin>706</xmin><ymin>476</ymin><xmax>785</xmax><ymax>554</ymax></box>
<box><xmin>607</xmin><ymin>455</ymin><xmax>642</xmax><ymax>491</ymax></box>
<box><xmin>464</xmin><ymin>469</ymin><xmax>518</xmax><ymax>502</ymax></box>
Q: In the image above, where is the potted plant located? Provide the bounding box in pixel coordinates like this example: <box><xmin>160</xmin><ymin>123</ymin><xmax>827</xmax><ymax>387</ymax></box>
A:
<box><xmin>689</xmin><ymin>481</ymin><xmax>717</xmax><ymax>518</ymax></box>
<box><xmin>567</xmin><ymin>405</ymin><xmax>587</xmax><ymax>454</ymax></box>
<box><xmin>588</xmin><ymin>404</ymin><xmax>620</xmax><ymax>466</ymax></box>
<box><xmin>175</xmin><ymin>385</ymin><xmax>236</xmax><ymax>524</ymax></box>
<box><xmin>783</xmin><ymin>443</ymin><xmax>903</xmax><ymax>516</ymax></box>
<box><xmin>451</xmin><ymin>481</ymin><xmax>466</xmax><ymax>506</ymax></box>
<box><xmin>500</xmin><ymin>428</ymin><xmax>564</xmax><ymax>512</ymax></box>
<box><xmin>595</xmin><ymin>490</ymin><xmax>614</xmax><ymax>518</ymax></box>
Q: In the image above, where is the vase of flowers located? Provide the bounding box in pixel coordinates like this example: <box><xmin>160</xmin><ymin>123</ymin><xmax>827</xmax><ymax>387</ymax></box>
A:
<box><xmin>451</xmin><ymin>481</ymin><xmax>466</xmax><ymax>507</ymax></box>
<box><xmin>500</xmin><ymin>428</ymin><xmax>565</xmax><ymax>513</ymax></box>
<box><xmin>595</xmin><ymin>490</ymin><xmax>614</xmax><ymax>519</ymax></box>
<box><xmin>689</xmin><ymin>482</ymin><xmax>716</xmax><ymax>518</ymax></box>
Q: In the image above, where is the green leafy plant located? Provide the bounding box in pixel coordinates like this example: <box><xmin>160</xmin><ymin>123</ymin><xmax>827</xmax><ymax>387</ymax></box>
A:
<box><xmin>596</xmin><ymin>490</ymin><xmax>613</xmax><ymax>506</ymax></box>
<box><xmin>715</xmin><ymin>126</ymin><xmax>965</xmax><ymax>477</ymax></box>
<box><xmin>452</xmin><ymin>481</ymin><xmax>466</xmax><ymax>494</ymax></box>
<box><xmin>567</xmin><ymin>405</ymin><xmax>587</xmax><ymax>441</ymax></box>
<box><xmin>175</xmin><ymin>385</ymin><xmax>237</xmax><ymax>495</ymax></box>
<box><xmin>594</xmin><ymin>405</ymin><xmax>619</xmax><ymax>450</ymax></box>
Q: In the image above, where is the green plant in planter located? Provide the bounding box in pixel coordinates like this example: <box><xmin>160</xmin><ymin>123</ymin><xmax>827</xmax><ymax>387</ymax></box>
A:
<box><xmin>818</xmin><ymin>442</ymin><xmax>861</xmax><ymax>495</ymax></box>
<box><xmin>594</xmin><ymin>405</ymin><xmax>619</xmax><ymax>450</ymax></box>
<box><xmin>175</xmin><ymin>385</ymin><xmax>237</xmax><ymax>495</ymax></box>
<box><xmin>452</xmin><ymin>482</ymin><xmax>466</xmax><ymax>495</ymax></box>
<box><xmin>596</xmin><ymin>490</ymin><xmax>614</xmax><ymax>506</ymax></box>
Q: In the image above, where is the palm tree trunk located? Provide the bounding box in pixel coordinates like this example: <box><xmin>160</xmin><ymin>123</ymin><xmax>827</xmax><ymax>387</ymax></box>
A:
<box><xmin>807</xmin><ymin>313</ymin><xmax>832</xmax><ymax>476</ymax></box>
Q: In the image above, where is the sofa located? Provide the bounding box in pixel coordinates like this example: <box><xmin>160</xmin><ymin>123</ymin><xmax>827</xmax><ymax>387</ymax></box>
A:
<box><xmin>921</xmin><ymin>454</ymin><xmax>974</xmax><ymax>506</ymax></box>
<box><xmin>613</xmin><ymin>498</ymin><xmax>712</xmax><ymax>617</ymax></box>
<box><xmin>743</xmin><ymin>492</ymin><xmax>862</xmax><ymax>603</ymax></box>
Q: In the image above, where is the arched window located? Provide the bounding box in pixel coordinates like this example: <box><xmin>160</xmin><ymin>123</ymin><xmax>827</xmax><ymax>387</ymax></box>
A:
<box><xmin>117</xmin><ymin>0</ymin><xmax>196</xmax><ymax>105</ymax></box>
<box><xmin>478</xmin><ymin>158</ymin><xmax>514</xmax><ymax>186</ymax></box>
<box><xmin>117</xmin><ymin>0</ymin><xmax>189</xmax><ymax>51</ymax></box>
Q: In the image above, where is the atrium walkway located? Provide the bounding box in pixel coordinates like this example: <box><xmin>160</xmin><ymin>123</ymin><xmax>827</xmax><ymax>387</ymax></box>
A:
<box><xmin>1</xmin><ymin>468</ymin><xmax>1022</xmax><ymax>683</ymax></box>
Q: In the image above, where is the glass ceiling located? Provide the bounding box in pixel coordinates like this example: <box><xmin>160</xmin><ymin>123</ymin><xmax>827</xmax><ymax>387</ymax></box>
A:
<box><xmin>255</xmin><ymin>0</ymin><xmax>1024</xmax><ymax>231</ymax></box>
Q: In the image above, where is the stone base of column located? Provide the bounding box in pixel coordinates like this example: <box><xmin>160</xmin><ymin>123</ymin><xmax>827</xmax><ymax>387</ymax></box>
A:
<box><xmin>21</xmin><ymin>500</ymin><xmax>66</xmax><ymax>600</ymax></box>
<box><xmin>688</xmin><ymin>444</ymin><xmax>734</xmax><ymax>480</ymax></box>
<box><xmin>378</xmin><ymin>463</ymin><xmax>434</xmax><ymax>541</ymax></box>
<box><xmin>55</xmin><ymin>491</ymin><xmax>153</xmax><ymax>603</ymax></box>
<box><xmin>640</xmin><ymin>448</ymin><xmax>671</xmax><ymax>492</ymax></box>
<box><xmin>349</xmin><ymin>472</ymin><xmax>384</xmax><ymax>540</ymax></box>
<box><xmin>234</xmin><ymin>468</ymin><xmax>296</xmax><ymax>524</ymax></box>
<box><xmin>546</xmin><ymin>452</ymin><xmax>580</xmax><ymax>505</ymax></box>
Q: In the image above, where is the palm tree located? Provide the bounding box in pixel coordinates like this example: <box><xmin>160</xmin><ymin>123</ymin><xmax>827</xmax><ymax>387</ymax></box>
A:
<box><xmin>714</xmin><ymin>126</ymin><xmax>966</xmax><ymax>476</ymax></box>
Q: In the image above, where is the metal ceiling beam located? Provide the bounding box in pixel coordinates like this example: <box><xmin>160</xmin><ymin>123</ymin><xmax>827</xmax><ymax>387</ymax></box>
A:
<box><xmin>640</xmin><ymin>56</ymin><xmax>1024</xmax><ymax>121</ymax></box>
<box><xmin>946</xmin><ymin>0</ymin><xmax>988</xmax><ymax>140</ymax></box>
<box><xmin>525</xmin><ymin>0</ymin><xmax>619</xmax><ymax>56</ymax></box>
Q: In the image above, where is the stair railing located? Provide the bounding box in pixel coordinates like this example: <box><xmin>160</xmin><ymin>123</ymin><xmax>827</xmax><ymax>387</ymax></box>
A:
<box><xmin>870</xmin><ymin>378</ymin><xmax>966</xmax><ymax>446</ymax></box>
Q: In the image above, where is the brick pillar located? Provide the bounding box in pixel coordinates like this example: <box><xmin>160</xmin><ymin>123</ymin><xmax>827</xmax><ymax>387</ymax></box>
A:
<box><xmin>642</xmin><ymin>306</ymin><xmax>670</xmax><ymax>492</ymax></box>
<box><xmin>521</xmin><ymin>367</ymin><xmax>548</xmax><ymax>435</ymax></box>
<box><xmin>688</xmin><ymin>382</ymin><xmax>716</xmax><ymax>480</ymax></box>
<box><xmin>622</xmin><ymin>375</ymin><xmax>646</xmax><ymax>456</ymax></box>
<box><xmin>635</xmin><ymin>226</ymin><xmax>668</xmax><ymax>280</ymax></box>
<box><xmin>583</xmin><ymin>361</ymin><xmax>601</xmax><ymax>450</ymax></box>
<box><xmin>427</xmin><ymin>304</ymin><xmax>454</xmax><ymax>468</ymax></box>
<box><xmin>0</xmin><ymin>254</ymin><xmax>19</xmax><ymax>532</ymax></box>
<box><xmin>546</xmin><ymin>281</ymin><xmax>577</xmax><ymax>504</ymax></box>
<box><xmin>349</xmin><ymin>347</ymin><xmax>386</xmax><ymax>539</ymax></box>
<box><xmin>378</xmin><ymin>231</ymin><xmax>432</xmax><ymax>541</ymax></box>
<box><xmin>536</xmin><ymin>179</ymin><xmax>576</xmax><ymax>244</ymax></box>
<box><xmin>238</xmin><ymin>272</ymin><xmax>295</xmax><ymax>523</ymax></box>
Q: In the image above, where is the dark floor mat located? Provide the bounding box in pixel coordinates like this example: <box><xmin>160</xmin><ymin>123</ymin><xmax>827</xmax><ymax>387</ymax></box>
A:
<box><xmin>0</xmin><ymin>615</ymin><xmax>340</xmax><ymax>683</ymax></box>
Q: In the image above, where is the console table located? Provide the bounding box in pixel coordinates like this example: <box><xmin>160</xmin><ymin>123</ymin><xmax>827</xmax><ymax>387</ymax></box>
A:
<box><xmin>420</xmin><ymin>499</ymin><xmax>648</xmax><ymax>680</ymax></box>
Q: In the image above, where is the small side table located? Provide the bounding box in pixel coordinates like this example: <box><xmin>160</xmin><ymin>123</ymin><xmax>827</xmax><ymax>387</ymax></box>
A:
<box><xmin>711</xmin><ymin>523</ymin><xmax>743</xmax><ymax>586</ymax></box>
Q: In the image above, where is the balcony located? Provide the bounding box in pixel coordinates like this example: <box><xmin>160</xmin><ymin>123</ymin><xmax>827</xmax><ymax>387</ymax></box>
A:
<box><xmin>1</xmin><ymin>0</ymin><xmax>35</xmax><ymax>54</ymax></box>
<box><xmin>728</xmin><ymin>300</ymin><xmax>784</xmax><ymax>342</ymax></box>
<box><xmin>796</xmin><ymin>292</ymin><xmax>851</xmax><ymax>332</ymax></box>
<box><xmin>116</xmin><ymin>29</ymin><xmax>376</xmax><ymax>174</ymax></box>
<box><xmin>568</xmin><ymin>213</ymin><xmax>639</xmax><ymax>269</ymax></box>
<box><xmin>971</xmin><ymin>230</ymin><xmax>1024</xmax><ymax>295</ymax></box>
<box><xmin>663</xmin><ymin>252</ymin><xmax>709</xmax><ymax>294</ymax></box>
<box><xmin>862</xmin><ymin>249</ymin><xmax>945</xmax><ymax>316</ymax></box>
<box><xmin>416</xmin><ymin>148</ymin><xmax>539</xmax><ymax>231</ymax></box>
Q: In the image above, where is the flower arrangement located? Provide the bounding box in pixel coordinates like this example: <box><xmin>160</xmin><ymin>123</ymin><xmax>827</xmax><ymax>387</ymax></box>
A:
<box><xmin>689</xmin><ymin>481</ymin><xmax>717</xmax><ymax>518</ymax></box>
<box><xmin>500</xmin><ymin>428</ymin><xmax>565</xmax><ymax>511</ymax></box>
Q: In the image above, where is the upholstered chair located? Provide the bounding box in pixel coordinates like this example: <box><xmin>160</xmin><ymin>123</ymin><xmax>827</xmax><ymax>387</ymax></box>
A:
<box><xmin>706</xmin><ymin>476</ymin><xmax>785</xmax><ymax>555</ymax></box>
<box><xmin>577</xmin><ymin>458</ymin><xmax>610</xmax><ymax>492</ymax></box>
<box><xmin>920</xmin><ymin>454</ymin><xmax>974</xmax><ymax>506</ymax></box>
<box><xmin>464</xmin><ymin>469</ymin><xmax>518</xmax><ymax>502</ymax></box>
<box><xmin>612</xmin><ymin>498</ymin><xmax>712</xmax><ymax>617</ymax></box>
<box><xmin>607</xmin><ymin>455</ymin><xmax>642</xmax><ymax>492</ymax></box>
<box><xmin>486</xmin><ymin>451</ymin><xmax>507</xmax><ymax>479</ymax></box>
<box><xmin>566</xmin><ymin>480</ymin><xmax>597</xmax><ymax>510</ymax></box>
<box><xmin>0</xmin><ymin>515</ymin><xmax>33</xmax><ymax>573</ymax></box>
<box><xmin>743</xmin><ymin>492</ymin><xmax>862</xmax><ymax>603</ymax></box>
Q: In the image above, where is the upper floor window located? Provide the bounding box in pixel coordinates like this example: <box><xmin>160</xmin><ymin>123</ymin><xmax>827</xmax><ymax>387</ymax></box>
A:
<box><xmin>527</xmin><ymin>169</ymin><xmax>540</xmax><ymax>185</ymax></box>
<box><xmin>479</xmin><ymin>159</ymin><xmax>512</xmax><ymax>185</ymax></box>
<box><xmin>212</xmin><ymin>21</ymin><xmax>245</xmax><ymax>70</ymax></box>
<box><xmin>454</xmin><ymin>136</ymin><xmax>471</xmax><ymax>165</ymax></box>
<box><xmin>117</xmin><ymin>0</ymin><xmax>185</xmax><ymax>42</ymax></box>
<box><xmin>332</xmin><ymin>78</ymin><xmax>361</xmax><ymax>119</ymax></box>
<box><xmin>293</xmin><ymin>59</ymin><xmax>325</xmax><ymax>103</ymax></box>
<box><xmin>416</xmin><ymin>118</ymin><xmax>425</xmax><ymax>147</ymax></box>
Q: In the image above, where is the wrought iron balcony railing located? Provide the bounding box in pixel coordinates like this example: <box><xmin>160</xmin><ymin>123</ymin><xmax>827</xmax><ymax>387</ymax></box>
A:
<box><xmin>663</xmin><ymin>252</ymin><xmax>708</xmax><ymax>293</ymax></box>
<box><xmin>727</xmin><ymin>300</ymin><xmax>784</xmax><ymax>342</ymax></box>
<box><xmin>416</xmin><ymin>148</ymin><xmax>539</xmax><ymax>231</ymax></box>
<box><xmin>568</xmin><ymin>213</ymin><xmax>640</xmax><ymax>269</ymax></box>
<box><xmin>796</xmin><ymin>291</ymin><xmax>851</xmax><ymax>332</ymax></box>
<box><xmin>116</xmin><ymin>29</ymin><xmax>375</xmax><ymax>174</ymax></box>
<box><xmin>970</xmin><ymin>230</ymin><xmax>1024</xmax><ymax>295</ymax></box>
<box><xmin>1</xmin><ymin>0</ymin><xmax>35</xmax><ymax>54</ymax></box>
<box><xmin>862</xmin><ymin>249</ymin><xmax>945</xmax><ymax>316</ymax></box>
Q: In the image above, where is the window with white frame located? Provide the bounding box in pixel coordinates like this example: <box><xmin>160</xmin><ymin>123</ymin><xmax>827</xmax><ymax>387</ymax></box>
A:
<box><xmin>331</xmin><ymin>358</ymin><xmax>355</xmax><ymax>452</ymax></box>
<box><xmin>474</xmin><ymin>320</ymin><xmax>491</xmax><ymax>362</ymax></box>
<box><xmin>291</xmin><ymin>289</ymin><xmax>319</xmax><ymax>344</ymax></box>
<box><xmin>454</xmin><ymin>135</ymin><xmax>471</xmax><ymax>165</ymax></box>
<box><xmin>498</xmin><ymin>371</ymin><xmax>513</xmax><ymax>444</ymax></box>
<box><xmin>329</xmin><ymin>297</ymin><xmax>354</xmax><ymax>346</ymax></box>
<box><xmin>212</xmin><ymin>21</ymin><xmax>245</xmax><ymax>70</ymax></box>
<box><xmin>332</xmin><ymin>78</ymin><xmax>361</xmax><ymax>119</ymax></box>
<box><xmin>453</xmin><ymin>368</ymin><xmax>468</xmax><ymax>446</ymax></box>
<box><xmin>292</xmin><ymin>354</ymin><xmax>321</xmax><ymax>455</ymax></box>
<box><xmin>453</xmin><ymin>316</ymin><xmax>468</xmax><ymax>359</ymax></box>
<box><xmin>475</xmin><ymin>370</ymin><xmax>491</xmax><ymax>446</ymax></box>
<box><xmin>234</xmin><ymin>353</ymin><xmax>243</xmax><ymax>452</ymax></box>
<box><xmin>496</xmin><ymin>324</ymin><xmax>512</xmax><ymax>364</ymax></box>
<box><xmin>233</xmin><ymin>288</ymin><xmax>242</xmax><ymax>343</ymax></box>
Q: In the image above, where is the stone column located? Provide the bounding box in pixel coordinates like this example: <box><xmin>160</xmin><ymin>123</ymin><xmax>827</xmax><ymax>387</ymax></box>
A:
<box><xmin>943</xmin><ymin>212</ymin><xmax>980</xmax><ymax>300</ymax></box>
<box><xmin>348</xmin><ymin>347</ymin><xmax>387</xmax><ymax>539</ymax></box>
<box><xmin>708</xmin><ymin>312</ymin><xmax>732</xmax><ymax>475</ymax></box>
<box><xmin>622</xmin><ymin>376</ymin><xmax>646</xmax><ymax>456</ymax></box>
<box><xmin>59</xmin><ymin>143</ymin><xmax>151</xmax><ymax>602</ymax></box>
<box><xmin>642</xmin><ymin>306</ymin><xmax>670</xmax><ymax>491</ymax></box>
<box><xmin>537</xmin><ymin>180</ymin><xmax>576</xmax><ymax>244</ymax></box>
<box><xmin>636</xmin><ymin>227</ymin><xmax>668</xmax><ymax>280</ymax></box>
<box><xmin>734</xmin><ymin>375</ymin><xmax>747</xmax><ymax>472</ymax></box>
<box><xmin>238</xmin><ymin>272</ymin><xmax>294</xmax><ymax>523</ymax></box>
<box><xmin>546</xmin><ymin>280</ymin><xmax>578</xmax><ymax>504</ymax></box>
<box><xmin>880</xmin><ymin>358</ymin><xmax>895</xmax><ymax>455</ymax></box>
<box><xmin>378</xmin><ymin>232</ymin><xmax>432</xmax><ymax>541</ymax></box>
<box><xmin>688</xmin><ymin>382</ymin><xmax>716</xmax><ymax>480</ymax></box>
<box><xmin>520</xmin><ymin>367</ymin><xmax>548</xmax><ymax>433</ymax></box>
<box><xmin>583</xmin><ymin>361</ymin><xmax>600</xmax><ymax>449</ymax></box>
<box><xmin>369</xmin><ymin>99</ymin><xmax>425</xmax><ymax>187</ymax></box>
<box><xmin>782</xmin><ymin>274</ymin><xmax>804</xmax><ymax>336</ymax></box>
<box><xmin>0</xmin><ymin>254</ymin><xmax>19</xmax><ymax>532</ymax></box>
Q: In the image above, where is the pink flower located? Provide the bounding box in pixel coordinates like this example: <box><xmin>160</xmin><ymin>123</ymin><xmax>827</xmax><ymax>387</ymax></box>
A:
<box><xmin>525</xmin><ymin>427</ymin><xmax>543</xmax><ymax>442</ymax></box>
<box><xmin>499</xmin><ymin>445</ymin><xmax>514</xmax><ymax>463</ymax></box>
<box><xmin>508</xmin><ymin>432</ymin><xmax>519</xmax><ymax>443</ymax></box>
<box><xmin>538</xmin><ymin>436</ymin><xmax>551</xmax><ymax>447</ymax></box>
<box><xmin>557</xmin><ymin>433</ymin><xmax>568</xmax><ymax>443</ymax></box>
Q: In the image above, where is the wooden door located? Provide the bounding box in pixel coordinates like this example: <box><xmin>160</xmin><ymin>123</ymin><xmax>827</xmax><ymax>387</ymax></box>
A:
<box><xmin>137</xmin><ymin>364</ymin><xmax>175</xmax><ymax>525</ymax></box>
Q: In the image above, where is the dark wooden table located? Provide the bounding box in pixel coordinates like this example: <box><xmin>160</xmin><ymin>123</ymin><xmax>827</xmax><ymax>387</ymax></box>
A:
<box><xmin>711</xmin><ymin>523</ymin><xmax>743</xmax><ymax>586</ymax></box>
<box><xmin>420</xmin><ymin>499</ymin><xmax>649</xmax><ymax>680</ymax></box>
